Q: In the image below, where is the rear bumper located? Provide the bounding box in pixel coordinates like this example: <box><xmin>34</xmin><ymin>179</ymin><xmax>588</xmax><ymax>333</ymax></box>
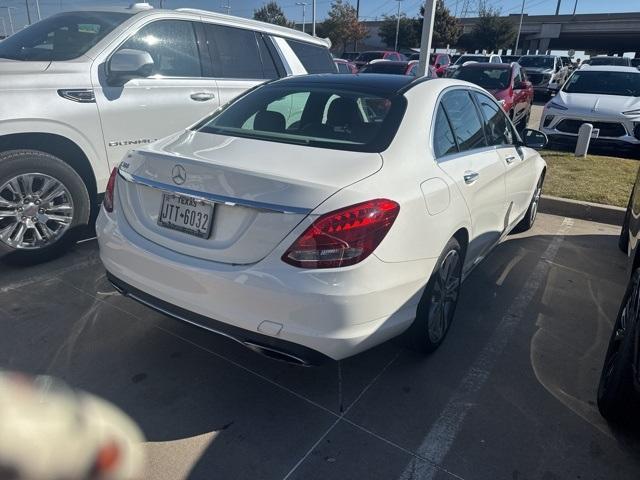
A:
<box><xmin>107</xmin><ymin>272</ymin><xmax>330</xmax><ymax>366</ymax></box>
<box><xmin>96</xmin><ymin>207</ymin><xmax>435</xmax><ymax>361</ymax></box>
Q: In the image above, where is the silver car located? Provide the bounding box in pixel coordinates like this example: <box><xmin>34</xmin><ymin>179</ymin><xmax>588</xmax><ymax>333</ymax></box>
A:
<box><xmin>0</xmin><ymin>3</ymin><xmax>335</xmax><ymax>262</ymax></box>
<box><xmin>518</xmin><ymin>55</ymin><xmax>569</xmax><ymax>96</ymax></box>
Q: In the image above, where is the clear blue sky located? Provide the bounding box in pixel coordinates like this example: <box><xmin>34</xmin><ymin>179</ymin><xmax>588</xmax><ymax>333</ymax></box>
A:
<box><xmin>2</xmin><ymin>0</ymin><xmax>639</xmax><ymax>31</ymax></box>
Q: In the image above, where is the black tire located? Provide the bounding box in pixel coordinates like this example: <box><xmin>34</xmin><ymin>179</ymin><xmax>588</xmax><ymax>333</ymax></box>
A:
<box><xmin>597</xmin><ymin>268</ymin><xmax>640</xmax><ymax>423</ymax></box>
<box><xmin>619</xmin><ymin>194</ymin><xmax>632</xmax><ymax>254</ymax></box>
<box><xmin>0</xmin><ymin>150</ymin><xmax>90</xmax><ymax>264</ymax></box>
<box><xmin>518</xmin><ymin>109</ymin><xmax>531</xmax><ymax>133</ymax></box>
<box><xmin>512</xmin><ymin>173</ymin><xmax>544</xmax><ymax>233</ymax></box>
<box><xmin>405</xmin><ymin>237</ymin><xmax>464</xmax><ymax>353</ymax></box>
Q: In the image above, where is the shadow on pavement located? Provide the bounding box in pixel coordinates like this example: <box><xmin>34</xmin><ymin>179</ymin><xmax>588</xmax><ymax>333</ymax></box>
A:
<box><xmin>0</xmin><ymin>227</ymin><xmax>639</xmax><ymax>479</ymax></box>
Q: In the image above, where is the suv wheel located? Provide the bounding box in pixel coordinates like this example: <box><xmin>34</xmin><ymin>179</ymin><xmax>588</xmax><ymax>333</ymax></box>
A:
<box><xmin>0</xmin><ymin>150</ymin><xmax>90</xmax><ymax>264</ymax></box>
<box><xmin>512</xmin><ymin>174</ymin><xmax>543</xmax><ymax>233</ymax></box>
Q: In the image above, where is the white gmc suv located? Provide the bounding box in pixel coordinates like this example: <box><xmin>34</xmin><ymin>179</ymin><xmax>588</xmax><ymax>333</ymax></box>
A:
<box><xmin>0</xmin><ymin>3</ymin><xmax>335</xmax><ymax>262</ymax></box>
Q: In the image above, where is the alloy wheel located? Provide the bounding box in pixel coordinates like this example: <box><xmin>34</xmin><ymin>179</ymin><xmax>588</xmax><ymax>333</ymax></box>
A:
<box><xmin>530</xmin><ymin>181</ymin><xmax>542</xmax><ymax>224</ymax></box>
<box><xmin>0</xmin><ymin>173</ymin><xmax>74</xmax><ymax>250</ymax></box>
<box><xmin>428</xmin><ymin>249</ymin><xmax>461</xmax><ymax>343</ymax></box>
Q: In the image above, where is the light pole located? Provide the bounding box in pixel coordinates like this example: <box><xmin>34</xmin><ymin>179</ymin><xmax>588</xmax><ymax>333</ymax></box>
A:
<box><xmin>0</xmin><ymin>17</ymin><xmax>6</xmax><ymax>38</ymax></box>
<box><xmin>312</xmin><ymin>0</ymin><xmax>316</xmax><ymax>36</ymax></box>
<box><xmin>417</xmin><ymin>0</ymin><xmax>436</xmax><ymax>77</ymax></box>
<box><xmin>25</xmin><ymin>0</ymin><xmax>31</xmax><ymax>25</ymax></box>
<box><xmin>296</xmin><ymin>2</ymin><xmax>307</xmax><ymax>33</ymax></box>
<box><xmin>34</xmin><ymin>0</ymin><xmax>41</xmax><ymax>20</ymax></box>
<box><xmin>572</xmin><ymin>0</ymin><xmax>578</xmax><ymax>15</ymax></box>
<box><xmin>221</xmin><ymin>1</ymin><xmax>230</xmax><ymax>15</ymax></box>
<box><xmin>514</xmin><ymin>0</ymin><xmax>525</xmax><ymax>55</ymax></box>
<box><xmin>394</xmin><ymin>0</ymin><xmax>403</xmax><ymax>52</ymax></box>
<box><xmin>0</xmin><ymin>6</ymin><xmax>15</xmax><ymax>35</ymax></box>
<box><xmin>555</xmin><ymin>0</ymin><xmax>561</xmax><ymax>15</ymax></box>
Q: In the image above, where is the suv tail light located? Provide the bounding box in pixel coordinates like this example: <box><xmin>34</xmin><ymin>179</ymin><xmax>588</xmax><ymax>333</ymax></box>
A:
<box><xmin>282</xmin><ymin>199</ymin><xmax>400</xmax><ymax>269</ymax></box>
<box><xmin>103</xmin><ymin>168</ymin><xmax>118</xmax><ymax>213</ymax></box>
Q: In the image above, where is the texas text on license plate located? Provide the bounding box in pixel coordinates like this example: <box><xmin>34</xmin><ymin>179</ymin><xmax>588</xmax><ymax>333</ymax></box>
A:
<box><xmin>158</xmin><ymin>193</ymin><xmax>214</xmax><ymax>238</ymax></box>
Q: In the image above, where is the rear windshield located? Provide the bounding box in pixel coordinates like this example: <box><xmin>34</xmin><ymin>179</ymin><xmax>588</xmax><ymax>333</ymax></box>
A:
<box><xmin>588</xmin><ymin>57</ymin><xmax>629</xmax><ymax>66</ymax></box>
<box><xmin>562</xmin><ymin>71</ymin><xmax>640</xmax><ymax>96</ymax></box>
<box><xmin>356</xmin><ymin>52</ymin><xmax>384</xmax><ymax>62</ymax></box>
<box><xmin>0</xmin><ymin>11</ymin><xmax>131</xmax><ymax>61</ymax></box>
<box><xmin>519</xmin><ymin>56</ymin><xmax>554</xmax><ymax>68</ymax></box>
<box><xmin>452</xmin><ymin>66</ymin><xmax>511</xmax><ymax>90</ymax></box>
<box><xmin>360</xmin><ymin>63</ymin><xmax>407</xmax><ymax>75</ymax></box>
<box><xmin>194</xmin><ymin>84</ymin><xmax>407</xmax><ymax>153</ymax></box>
<box><xmin>455</xmin><ymin>55</ymin><xmax>489</xmax><ymax>65</ymax></box>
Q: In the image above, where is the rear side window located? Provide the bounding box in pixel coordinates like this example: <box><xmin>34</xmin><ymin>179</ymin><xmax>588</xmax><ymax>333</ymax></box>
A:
<box><xmin>285</xmin><ymin>39</ymin><xmax>336</xmax><ymax>73</ymax></box>
<box><xmin>433</xmin><ymin>104</ymin><xmax>458</xmax><ymax>158</ymax></box>
<box><xmin>441</xmin><ymin>90</ymin><xmax>486</xmax><ymax>151</ymax></box>
<box><xmin>120</xmin><ymin>20</ymin><xmax>201</xmax><ymax>77</ymax></box>
<box><xmin>204</xmin><ymin>24</ymin><xmax>270</xmax><ymax>79</ymax></box>
<box><xmin>473</xmin><ymin>92</ymin><xmax>514</xmax><ymax>146</ymax></box>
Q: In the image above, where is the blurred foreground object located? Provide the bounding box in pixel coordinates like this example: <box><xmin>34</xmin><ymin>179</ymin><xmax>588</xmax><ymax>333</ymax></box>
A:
<box><xmin>0</xmin><ymin>371</ymin><xmax>144</xmax><ymax>480</ymax></box>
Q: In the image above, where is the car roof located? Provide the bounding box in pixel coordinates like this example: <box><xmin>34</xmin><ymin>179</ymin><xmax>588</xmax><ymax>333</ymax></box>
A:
<box><xmin>366</xmin><ymin>61</ymin><xmax>411</xmax><ymax>66</ymax></box>
<box><xmin>580</xmin><ymin>66</ymin><xmax>639</xmax><ymax>73</ymax></box>
<box><xmin>268</xmin><ymin>73</ymin><xmax>416</xmax><ymax>95</ymax></box>
<box><xmin>520</xmin><ymin>54</ymin><xmax>555</xmax><ymax>58</ymax></box>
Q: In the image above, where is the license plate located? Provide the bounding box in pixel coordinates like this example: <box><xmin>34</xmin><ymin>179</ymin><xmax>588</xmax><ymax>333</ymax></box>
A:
<box><xmin>591</xmin><ymin>128</ymin><xmax>600</xmax><ymax>138</ymax></box>
<box><xmin>158</xmin><ymin>193</ymin><xmax>214</xmax><ymax>238</ymax></box>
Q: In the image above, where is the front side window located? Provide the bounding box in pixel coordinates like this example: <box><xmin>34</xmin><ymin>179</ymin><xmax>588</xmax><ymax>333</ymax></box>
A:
<box><xmin>194</xmin><ymin>84</ymin><xmax>406</xmax><ymax>153</ymax></box>
<box><xmin>119</xmin><ymin>20</ymin><xmax>201</xmax><ymax>77</ymax></box>
<box><xmin>204</xmin><ymin>24</ymin><xmax>266</xmax><ymax>79</ymax></box>
<box><xmin>473</xmin><ymin>92</ymin><xmax>514</xmax><ymax>146</ymax></box>
<box><xmin>441</xmin><ymin>90</ymin><xmax>486</xmax><ymax>151</ymax></box>
<box><xmin>285</xmin><ymin>39</ymin><xmax>336</xmax><ymax>74</ymax></box>
<box><xmin>0</xmin><ymin>11</ymin><xmax>131</xmax><ymax>61</ymax></box>
<box><xmin>433</xmin><ymin>104</ymin><xmax>457</xmax><ymax>158</ymax></box>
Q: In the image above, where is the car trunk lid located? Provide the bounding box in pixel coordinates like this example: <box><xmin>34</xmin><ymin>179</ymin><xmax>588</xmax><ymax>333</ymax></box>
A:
<box><xmin>116</xmin><ymin>130</ymin><xmax>383</xmax><ymax>264</ymax></box>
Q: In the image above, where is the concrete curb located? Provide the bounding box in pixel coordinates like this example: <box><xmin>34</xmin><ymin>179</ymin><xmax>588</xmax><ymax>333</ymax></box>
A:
<box><xmin>539</xmin><ymin>195</ymin><xmax>625</xmax><ymax>226</ymax></box>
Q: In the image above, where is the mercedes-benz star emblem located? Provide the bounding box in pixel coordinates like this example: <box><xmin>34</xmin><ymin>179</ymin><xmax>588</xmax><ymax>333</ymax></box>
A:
<box><xmin>172</xmin><ymin>164</ymin><xmax>186</xmax><ymax>185</ymax></box>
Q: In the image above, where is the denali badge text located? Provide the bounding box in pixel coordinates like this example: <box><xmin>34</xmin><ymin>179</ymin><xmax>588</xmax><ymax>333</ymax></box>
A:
<box><xmin>108</xmin><ymin>138</ymin><xmax>156</xmax><ymax>147</ymax></box>
<box><xmin>172</xmin><ymin>165</ymin><xmax>187</xmax><ymax>185</ymax></box>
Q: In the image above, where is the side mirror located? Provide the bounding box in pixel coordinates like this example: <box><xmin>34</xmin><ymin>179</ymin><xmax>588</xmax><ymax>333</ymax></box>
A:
<box><xmin>514</xmin><ymin>81</ymin><xmax>527</xmax><ymax>90</ymax></box>
<box><xmin>520</xmin><ymin>128</ymin><xmax>548</xmax><ymax>149</ymax></box>
<box><xmin>548</xmin><ymin>84</ymin><xmax>560</xmax><ymax>94</ymax></box>
<box><xmin>107</xmin><ymin>49</ymin><xmax>155</xmax><ymax>84</ymax></box>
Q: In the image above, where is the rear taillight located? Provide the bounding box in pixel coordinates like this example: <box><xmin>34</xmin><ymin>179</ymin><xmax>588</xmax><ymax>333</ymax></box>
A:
<box><xmin>282</xmin><ymin>199</ymin><xmax>400</xmax><ymax>269</ymax></box>
<box><xmin>103</xmin><ymin>168</ymin><xmax>118</xmax><ymax>213</ymax></box>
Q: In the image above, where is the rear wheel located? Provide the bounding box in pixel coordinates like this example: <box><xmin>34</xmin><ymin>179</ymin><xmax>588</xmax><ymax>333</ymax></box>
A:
<box><xmin>512</xmin><ymin>174</ymin><xmax>543</xmax><ymax>233</ymax></box>
<box><xmin>405</xmin><ymin>237</ymin><xmax>463</xmax><ymax>353</ymax></box>
<box><xmin>597</xmin><ymin>268</ymin><xmax>640</xmax><ymax>423</ymax></box>
<box><xmin>0</xmin><ymin>150</ymin><xmax>90</xmax><ymax>264</ymax></box>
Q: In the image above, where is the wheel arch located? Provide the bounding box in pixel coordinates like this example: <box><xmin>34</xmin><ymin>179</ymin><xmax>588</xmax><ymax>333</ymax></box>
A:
<box><xmin>0</xmin><ymin>133</ymin><xmax>98</xmax><ymax>205</ymax></box>
<box><xmin>452</xmin><ymin>227</ymin><xmax>469</xmax><ymax>255</ymax></box>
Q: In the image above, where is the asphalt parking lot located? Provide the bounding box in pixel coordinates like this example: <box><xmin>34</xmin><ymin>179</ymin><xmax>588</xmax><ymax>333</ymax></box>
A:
<box><xmin>1</xmin><ymin>213</ymin><xmax>640</xmax><ymax>480</ymax></box>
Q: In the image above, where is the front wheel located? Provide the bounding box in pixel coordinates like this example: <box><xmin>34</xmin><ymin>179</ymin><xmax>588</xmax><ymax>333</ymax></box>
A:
<box><xmin>597</xmin><ymin>268</ymin><xmax>640</xmax><ymax>423</ymax></box>
<box><xmin>0</xmin><ymin>150</ymin><xmax>90</xmax><ymax>264</ymax></box>
<box><xmin>405</xmin><ymin>237</ymin><xmax>464</xmax><ymax>353</ymax></box>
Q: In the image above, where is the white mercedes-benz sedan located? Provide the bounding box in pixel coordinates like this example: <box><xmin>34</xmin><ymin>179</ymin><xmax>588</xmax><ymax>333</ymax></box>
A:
<box><xmin>97</xmin><ymin>74</ymin><xmax>547</xmax><ymax>365</ymax></box>
<box><xmin>540</xmin><ymin>66</ymin><xmax>640</xmax><ymax>150</ymax></box>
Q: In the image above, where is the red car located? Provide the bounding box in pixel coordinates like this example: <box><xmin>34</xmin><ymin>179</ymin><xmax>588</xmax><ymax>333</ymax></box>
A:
<box><xmin>451</xmin><ymin>62</ymin><xmax>534</xmax><ymax>130</ymax></box>
<box><xmin>334</xmin><ymin>58</ymin><xmax>358</xmax><ymax>74</ymax></box>
<box><xmin>353</xmin><ymin>51</ymin><xmax>406</xmax><ymax>70</ymax></box>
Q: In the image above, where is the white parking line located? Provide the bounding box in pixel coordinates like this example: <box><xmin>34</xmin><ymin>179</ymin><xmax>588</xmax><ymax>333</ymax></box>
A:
<box><xmin>398</xmin><ymin>217</ymin><xmax>574</xmax><ymax>480</ymax></box>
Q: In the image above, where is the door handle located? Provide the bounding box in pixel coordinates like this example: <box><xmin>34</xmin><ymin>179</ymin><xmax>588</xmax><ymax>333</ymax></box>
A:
<box><xmin>190</xmin><ymin>92</ymin><xmax>216</xmax><ymax>102</ymax></box>
<box><xmin>463</xmin><ymin>171</ymin><xmax>480</xmax><ymax>184</ymax></box>
<box><xmin>505</xmin><ymin>155</ymin><xmax>518</xmax><ymax>164</ymax></box>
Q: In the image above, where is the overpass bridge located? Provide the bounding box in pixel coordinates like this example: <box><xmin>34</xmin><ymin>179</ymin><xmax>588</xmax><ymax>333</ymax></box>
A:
<box><xmin>459</xmin><ymin>12</ymin><xmax>640</xmax><ymax>55</ymax></box>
